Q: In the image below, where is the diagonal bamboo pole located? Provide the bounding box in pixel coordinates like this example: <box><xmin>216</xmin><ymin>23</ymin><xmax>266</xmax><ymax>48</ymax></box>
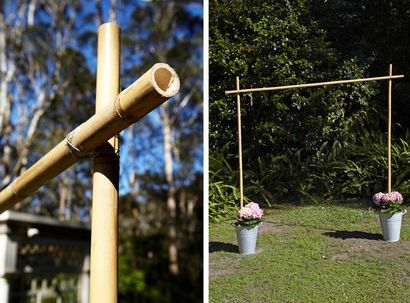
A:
<box><xmin>236</xmin><ymin>76</ymin><xmax>244</xmax><ymax>209</ymax></box>
<box><xmin>0</xmin><ymin>62</ymin><xmax>180</xmax><ymax>213</ymax></box>
<box><xmin>225</xmin><ymin>74</ymin><xmax>404</xmax><ymax>95</ymax></box>
<box><xmin>90</xmin><ymin>22</ymin><xmax>120</xmax><ymax>303</ymax></box>
<box><xmin>388</xmin><ymin>64</ymin><xmax>393</xmax><ymax>193</ymax></box>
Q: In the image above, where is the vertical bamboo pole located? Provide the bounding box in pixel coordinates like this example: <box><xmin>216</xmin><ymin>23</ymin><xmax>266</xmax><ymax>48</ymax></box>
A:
<box><xmin>89</xmin><ymin>22</ymin><xmax>120</xmax><ymax>303</ymax></box>
<box><xmin>388</xmin><ymin>64</ymin><xmax>392</xmax><ymax>193</ymax></box>
<box><xmin>236</xmin><ymin>76</ymin><xmax>244</xmax><ymax>209</ymax></box>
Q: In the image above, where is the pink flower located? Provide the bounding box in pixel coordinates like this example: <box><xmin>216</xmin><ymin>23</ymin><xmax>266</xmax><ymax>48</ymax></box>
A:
<box><xmin>373</xmin><ymin>191</ymin><xmax>404</xmax><ymax>206</ymax></box>
<box><xmin>381</xmin><ymin>191</ymin><xmax>403</xmax><ymax>204</ymax></box>
<box><xmin>238</xmin><ymin>207</ymin><xmax>253</xmax><ymax>218</ymax></box>
<box><xmin>237</xmin><ymin>202</ymin><xmax>264</xmax><ymax>219</ymax></box>
<box><xmin>373</xmin><ymin>192</ymin><xmax>384</xmax><ymax>206</ymax></box>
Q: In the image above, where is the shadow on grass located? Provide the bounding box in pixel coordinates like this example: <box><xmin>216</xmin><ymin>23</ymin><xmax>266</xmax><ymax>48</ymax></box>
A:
<box><xmin>323</xmin><ymin>230</ymin><xmax>383</xmax><ymax>240</ymax></box>
<box><xmin>209</xmin><ymin>241</ymin><xmax>238</xmax><ymax>253</ymax></box>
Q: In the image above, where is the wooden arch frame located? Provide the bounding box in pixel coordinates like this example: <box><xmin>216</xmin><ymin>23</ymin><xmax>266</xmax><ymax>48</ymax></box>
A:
<box><xmin>225</xmin><ymin>65</ymin><xmax>404</xmax><ymax>209</ymax></box>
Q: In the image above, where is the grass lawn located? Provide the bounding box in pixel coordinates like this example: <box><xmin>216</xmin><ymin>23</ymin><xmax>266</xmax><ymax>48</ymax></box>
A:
<box><xmin>209</xmin><ymin>203</ymin><xmax>410</xmax><ymax>303</ymax></box>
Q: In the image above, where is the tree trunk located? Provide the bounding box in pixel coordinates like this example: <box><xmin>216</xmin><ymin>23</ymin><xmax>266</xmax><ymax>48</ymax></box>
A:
<box><xmin>161</xmin><ymin>103</ymin><xmax>179</xmax><ymax>276</ymax></box>
<box><xmin>95</xmin><ymin>0</ymin><xmax>103</xmax><ymax>26</ymax></box>
<box><xmin>59</xmin><ymin>181</ymin><xmax>68</xmax><ymax>220</ymax></box>
<box><xmin>109</xmin><ymin>0</ymin><xmax>116</xmax><ymax>23</ymax></box>
<box><xmin>0</xmin><ymin>1</ymin><xmax>8</xmax><ymax>136</ymax></box>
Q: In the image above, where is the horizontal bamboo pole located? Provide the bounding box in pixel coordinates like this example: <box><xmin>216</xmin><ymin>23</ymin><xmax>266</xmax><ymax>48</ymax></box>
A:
<box><xmin>225</xmin><ymin>74</ymin><xmax>404</xmax><ymax>95</ymax></box>
<box><xmin>0</xmin><ymin>63</ymin><xmax>180</xmax><ymax>213</ymax></box>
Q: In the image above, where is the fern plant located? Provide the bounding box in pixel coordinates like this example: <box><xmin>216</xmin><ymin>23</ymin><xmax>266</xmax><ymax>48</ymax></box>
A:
<box><xmin>209</xmin><ymin>153</ymin><xmax>248</xmax><ymax>222</ymax></box>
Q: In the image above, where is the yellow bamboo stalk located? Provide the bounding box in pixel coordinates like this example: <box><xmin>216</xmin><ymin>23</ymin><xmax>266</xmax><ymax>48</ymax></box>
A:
<box><xmin>89</xmin><ymin>22</ymin><xmax>120</xmax><ymax>303</ymax></box>
<box><xmin>236</xmin><ymin>76</ymin><xmax>244</xmax><ymax>209</ymax></box>
<box><xmin>0</xmin><ymin>62</ymin><xmax>180</xmax><ymax>213</ymax></box>
<box><xmin>225</xmin><ymin>74</ymin><xmax>404</xmax><ymax>95</ymax></box>
<box><xmin>388</xmin><ymin>64</ymin><xmax>393</xmax><ymax>193</ymax></box>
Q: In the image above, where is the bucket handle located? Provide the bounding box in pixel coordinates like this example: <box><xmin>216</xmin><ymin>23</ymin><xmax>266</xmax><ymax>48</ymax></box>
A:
<box><xmin>403</xmin><ymin>209</ymin><xmax>407</xmax><ymax>215</ymax></box>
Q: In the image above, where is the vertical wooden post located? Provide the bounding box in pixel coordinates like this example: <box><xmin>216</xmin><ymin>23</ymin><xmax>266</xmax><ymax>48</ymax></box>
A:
<box><xmin>89</xmin><ymin>22</ymin><xmax>120</xmax><ymax>303</ymax></box>
<box><xmin>236</xmin><ymin>76</ymin><xmax>244</xmax><ymax>209</ymax></box>
<box><xmin>388</xmin><ymin>64</ymin><xmax>392</xmax><ymax>193</ymax></box>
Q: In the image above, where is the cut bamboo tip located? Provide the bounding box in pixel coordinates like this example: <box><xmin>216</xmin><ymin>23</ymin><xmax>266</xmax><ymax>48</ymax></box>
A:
<box><xmin>0</xmin><ymin>63</ymin><xmax>180</xmax><ymax>213</ymax></box>
<box><xmin>151</xmin><ymin>63</ymin><xmax>180</xmax><ymax>97</ymax></box>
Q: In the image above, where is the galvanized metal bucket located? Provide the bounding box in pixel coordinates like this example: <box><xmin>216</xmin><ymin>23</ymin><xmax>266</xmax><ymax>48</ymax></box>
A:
<box><xmin>379</xmin><ymin>209</ymin><xmax>407</xmax><ymax>242</ymax></box>
<box><xmin>235</xmin><ymin>222</ymin><xmax>262</xmax><ymax>255</ymax></box>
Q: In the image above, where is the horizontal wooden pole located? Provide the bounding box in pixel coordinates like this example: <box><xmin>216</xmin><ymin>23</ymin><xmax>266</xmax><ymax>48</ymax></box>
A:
<box><xmin>0</xmin><ymin>63</ymin><xmax>180</xmax><ymax>213</ymax></box>
<box><xmin>225</xmin><ymin>74</ymin><xmax>404</xmax><ymax>95</ymax></box>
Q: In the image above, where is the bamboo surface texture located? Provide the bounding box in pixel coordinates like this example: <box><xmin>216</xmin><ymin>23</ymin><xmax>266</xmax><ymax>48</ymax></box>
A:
<box><xmin>236</xmin><ymin>76</ymin><xmax>244</xmax><ymax>209</ymax></box>
<box><xmin>90</xmin><ymin>22</ymin><xmax>120</xmax><ymax>303</ymax></box>
<box><xmin>388</xmin><ymin>65</ymin><xmax>393</xmax><ymax>193</ymax></box>
<box><xmin>0</xmin><ymin>63</ymin><xmax>180</xmax><ymax>213</ymax></box>
<box><xmin>225</xmin><ymin>74</ymin><xmax>404</xmax><ymax>95</ymax></box>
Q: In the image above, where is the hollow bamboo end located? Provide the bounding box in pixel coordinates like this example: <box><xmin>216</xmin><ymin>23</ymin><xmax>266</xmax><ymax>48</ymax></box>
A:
<box><xmin>151</xmin><ymin>63</ymin><xmax>180</xmax><ymax>98</ymax></box>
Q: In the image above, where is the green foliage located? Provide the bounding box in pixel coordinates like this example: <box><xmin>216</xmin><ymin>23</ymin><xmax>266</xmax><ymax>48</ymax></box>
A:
<box><xmin>239</xmin><ymin>130</ymin><xmax>410</xmax><ymax>204</ymax></box>
<box><xmin>209</xmin><ymin>153</ymin><xmax>247</xmax><ymax>222</ymax></box>
<box><xmin>234</xmin><ymin>218</ymin><xmax>261</xmax><ymax>227</ymax></box>
<box><xmin>378</xmin><ymin>202</ymin><xmax>405</xmax><ymax>215</ymax></box>
<box><xmin>209</xmin><ymin>181</ymin><xmax>241</xmax><ymax>222</ymax></box>
<box><xmin>210</xmin><ymin>0</ymin><xmax>377</xmax><ymax>162</ymax></box>
<box><xmin>209</xmin><ymin>129</ymin><xmax>410</xmax><ymax>219</ymax></box>
<box><xmin>119</xmin><ymin>258</ymin><xmax>146</xmax><ymax>294</ymax></box>
<box><xmin>310</xmin><ymin>0</ymin><xmax>410</xmax><ymax>139</ymax></box>
<box><xmin>209</xmin><ymin>0</ymin><xmax>410</xmax><ymax>210</ymax></box>
<box><xmin>118</xmin><ymin>172</ymin><xmax>203</xmax><ymax>303</ymax></box>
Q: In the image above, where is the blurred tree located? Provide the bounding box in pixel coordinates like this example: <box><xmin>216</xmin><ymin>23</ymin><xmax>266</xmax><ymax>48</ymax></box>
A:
<box><xmin>0</xmin><ymin>0</ymin><xmax>95</xmax><ymax>220</ymax></box>
<box><xmin>120</xmin><ymin>0</ymin><xmax>202</xmax><ymax>278</ymax></box>
<box><xmin>119</xmin><ymin>172</ymin><xmax>202</xmax><ymax>302</ymax></box>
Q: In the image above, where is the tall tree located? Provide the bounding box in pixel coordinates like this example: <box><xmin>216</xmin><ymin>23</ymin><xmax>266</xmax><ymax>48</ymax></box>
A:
<box><xmin>0</xmin><ymin>1</ymin><xmax>95</xmax><ymax>220</ymax></box>
<box><xmin>120</xmin><ymin>0</ymin><xmax>202</xmax><ymax>277</ymax></box>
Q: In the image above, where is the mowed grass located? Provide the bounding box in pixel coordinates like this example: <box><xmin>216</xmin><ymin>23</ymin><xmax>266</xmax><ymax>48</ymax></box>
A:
<box><xmin>209</xmin><ymin>203</ymin><xmax>410</xmax><ymax>303</ymax></box>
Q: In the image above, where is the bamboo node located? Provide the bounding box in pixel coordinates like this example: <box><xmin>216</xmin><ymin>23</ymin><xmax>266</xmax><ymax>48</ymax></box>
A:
<box><xmin>114</xmin><ymin>96</ymin><xmax>139</xmax><ymax>123</ymax></box>
<box><xmin>114</xmin><ymin>96</ymin><xmax>129</xmax><ymax>120</ymax></box>
<box><xmin>66</xmin><ymin>128</ymin><xmax>98</xmax><ymax>159</ymax></box>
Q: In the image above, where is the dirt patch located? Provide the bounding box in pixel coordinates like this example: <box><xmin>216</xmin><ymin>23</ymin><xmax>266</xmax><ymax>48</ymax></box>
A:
<box><xmin>209</xmin><ymin>223</ymin><xmax>287</xmax><ymax>281</ymax></box>
<box><xmin>209</xmin><ymin>249</ymin><xmax>266</xmax><ymax>280</ymax></box>
<box><xmin>259</xmin><ymin>221</ymin><xmax>291</xmax><ymax>234</ymax></box>
<box><xmin>209</xmin><ymin>254</ymin><xmax>242</xmax><ymax>280</ymax></box>
<box><xmin>323</xmin><ymin>230</ymin><xmax>410</xmax><ymax>262</ymax></box>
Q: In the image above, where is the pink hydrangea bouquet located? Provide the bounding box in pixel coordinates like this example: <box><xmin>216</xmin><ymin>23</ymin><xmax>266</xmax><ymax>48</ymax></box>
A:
<box><xmin>235</xmin><ymin>202</ymin><xmax>264</xmax><ymax>227</ymax></box>
<box><xmin>372</xmin><ymin>191</ymin><xmax>405</xmax><ymax>214</ymax></box>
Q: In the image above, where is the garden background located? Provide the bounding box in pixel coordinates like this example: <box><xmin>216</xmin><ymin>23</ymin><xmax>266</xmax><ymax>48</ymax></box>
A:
<box><xmin>209</xmin><ymin>1</ymin><xmax>410</xmax><ymax>301</ymax></box>
<box><xmin>209</xmin><ymin>0</ymin><xmax>410</xmax><ymax>220</ymax></box>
